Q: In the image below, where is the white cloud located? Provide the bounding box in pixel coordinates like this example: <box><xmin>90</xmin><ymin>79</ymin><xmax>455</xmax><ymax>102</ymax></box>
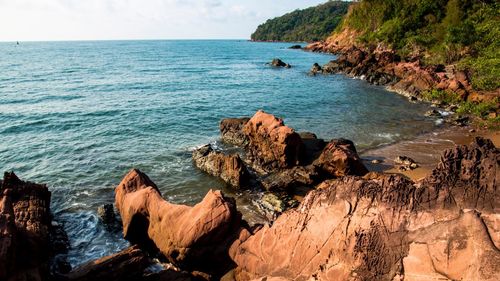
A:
<box><xmin>0</xmin><ymin>0</ymin><xmax>327</xmax><ymax>41</ymax></box>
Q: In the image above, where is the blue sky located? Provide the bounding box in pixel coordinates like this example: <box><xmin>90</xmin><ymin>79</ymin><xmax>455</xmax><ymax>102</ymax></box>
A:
<box><xmin>0</xmin><ymin>0</ymin><xmax>330</xmax><ymax>41</ymax></box>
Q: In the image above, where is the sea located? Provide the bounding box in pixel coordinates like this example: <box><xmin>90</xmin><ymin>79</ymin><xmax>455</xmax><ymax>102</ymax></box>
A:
<box><xmin>0</xmin><ymin>40</ymin><xmax>437</xmax><ymax>266</ymax></box>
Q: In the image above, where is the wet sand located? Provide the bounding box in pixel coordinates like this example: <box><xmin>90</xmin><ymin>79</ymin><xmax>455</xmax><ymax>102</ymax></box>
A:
<box><xmin>361</xmin><ymin>126</ymin><xmax>500</xmax><ymax>181</ymax></box>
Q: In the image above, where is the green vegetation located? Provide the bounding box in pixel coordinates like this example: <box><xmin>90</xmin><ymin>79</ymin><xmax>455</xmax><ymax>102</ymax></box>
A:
<box><xmin>457</xmin><ymin>99</ymin><xmax>499</xmax><ymax>118</ymax></box>
<box><xmin>251</xmin><ymin>1</ymin><xmax>351</xmax><ymax>42</ymax></box>
<box><xmin>421</xmin><ymin>89</ymin><xmax>462</xmax><ymax>105</ymax></box>
<box><xmin>338</xmin><ymin>0</ymin><xmax>500</xmax><ymax>91</ymax></box>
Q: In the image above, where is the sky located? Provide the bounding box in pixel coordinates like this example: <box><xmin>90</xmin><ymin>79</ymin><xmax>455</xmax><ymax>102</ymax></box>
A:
<box><xmin>0</xmin><ymin>0</ymin><xmax>329</xmax><ymax>41</ymax></box>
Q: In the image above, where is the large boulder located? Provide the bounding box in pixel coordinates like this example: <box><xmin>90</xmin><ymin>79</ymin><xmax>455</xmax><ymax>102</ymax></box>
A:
<box><xmin>314</xmin><ymin>138</ymin><xmax>368</xmax><ymax>177</ymax></box>
<box><xmin>192</xmin><ymin>144</ymin><xmax>250</xmax><ymax>188</ymax></box>
<box><xmin>242</xmin><ymin>110</ymin><xmax>304</xmax><ymax>172</ymax></box>
<box><xmin>230</xmin><ymin>138</ymin><xmax>500</xmax><ymax>280</ymax></box>
<box><xmin>0</xmin><ymin>172</ymin><xmax>53</xmax><ymax>281</ymax></box>
<box><xmin>269</xmin><ymin>59</ymin><xmax>291</xmax><ymax>68</ymax></box>
<box><xmin>64</xmin><ymin>245</ymin><xmax>150</xmax><ymax>281</ymax></box>
<box><xmin>220</xmin><ymin>118</ymin><xmax>250</xmax><ymax>146</ymax></box>
<box><xmin>115</xmin><ymin>169</ymin><xmax>244</xmax><ymax>276</ymax></box>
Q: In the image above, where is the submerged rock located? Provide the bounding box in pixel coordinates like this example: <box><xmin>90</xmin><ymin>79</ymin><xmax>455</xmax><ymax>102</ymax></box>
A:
<box><xmin>97</xmin><ymin>203</ymin><xmax>116</xmax><ymax>225</ymax></box>
<box><xmin>242</xmin><ymin>110</ymin><xmax>304</xmax><ymax>172</ymax></box>
<box><xmin>192</xmin><ymin>144</ymin><xmax>250</xmax><ymax>188</ymax></box>
<box><xmin>288</xmin><ymin>45</ymin><xmax>302</xmax><ymax>49</ymax></box>
<box><xmin>115</xmin><ymin>169</ymin><xmax>244</xmax><ymax>276</ymax></box>
<box><xmin>269</xmin><ymin>58</ymin><xmax>291</xmax><ymax>68</ymax></box>
<box><xmin>220</xmin><ymin>117</ymin><xmax>250</xmax><ymax>146</ymax></box>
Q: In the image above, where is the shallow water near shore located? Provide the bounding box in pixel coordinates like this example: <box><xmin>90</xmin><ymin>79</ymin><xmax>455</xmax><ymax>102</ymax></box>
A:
<box><xmin>0</xmin><ymin>40</ymin><xmax>437</xmax><ymax>266</ymax></box>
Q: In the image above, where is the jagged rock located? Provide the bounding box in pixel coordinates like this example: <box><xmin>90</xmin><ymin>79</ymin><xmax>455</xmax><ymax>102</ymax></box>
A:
<box><xmin>230</xmin><ymin>138</ymin><xmax>500</xmax><ymax>280</ymax></box>
<box><xmin>0</xmin><ymin>171</ymin><xmax>53</xmax><ymax>281</ymax></box>
<box><xmin>115</xmin><ymin>169</ymin><xmax>243</xmax><ymax>276</ymax></box>
<box><xmin>192</xmin><ymin>144</ymin><xmax>250</xmax><ymax>188</ymax></box>
<box><xmin>309</xmin><ymin>63</ymin><xmax>322</xmax><ymax>75</ymax></box>
<box><xmin>242</xmin><ymin>110</ymin><xmax>304</xmax><ymax>172</ymax></box>
<box><xmin>97</xmin><ymin>204</ymin><xmax>116</xmax><ymax>224</ymax></box>
<box><xmin>260</xmin><ymin>166</ymin><xmax>319</xmax><ymax>191</ymax></box>
<box><xmin>424</xmin><ymin>109</ymin><xmax>441</xmax><ymax>117</ymax></box>
<box><xmin>269</xmin><ymin>58</ymin><xmax>291</xmax><ymax>68</ymax></box>
<box><xmin>394</xmin><ymin>155</ymin><xmax>418</xmax><ymax>171</ymax></box>
<box><xmin>64</xmin><ymin>245</ymin><xmax>150</xmax><ymax>281</ymax></box>
<box><xmin>298</xmin><ymin>132</ymin><xmax>327</xmax><ymax>165</ymax></box>
<box><xmin>220</xmin><ymin>118</ymin><xmax>250</xmax><ymax>146</ymax></box>
<box><xmin>313</xmin><ymin>138</ymin><xmax>368</xmax><ymax>177</ymax></box>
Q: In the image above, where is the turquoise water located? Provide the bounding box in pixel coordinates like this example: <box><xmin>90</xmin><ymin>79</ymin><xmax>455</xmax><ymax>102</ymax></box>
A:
<box><xmin>0</xmin><ymin>40</ymin><xmax>435</xmax><ymax>266</ymax></box>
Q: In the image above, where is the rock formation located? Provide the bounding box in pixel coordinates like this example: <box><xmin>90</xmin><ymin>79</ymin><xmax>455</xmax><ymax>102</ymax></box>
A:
<box><xmin>220</xmin><ymin>118</ymin><xmax>250</xmax><ymax>146</ymax></box>
<box><xmin>314</xmin><ymin>138</ymin><xmax>368</xmax><ymax>177</ymax></box>
<box><xmin>0</xmin><ymin>172</ymin><xmax>54</xmax><ymax>281</ymax></box>
<box><xmin>242</xmin><ymin>110</ymin><xmax>304</xmax><ymax>172</ymax></box>
<box><xmin>230</xmin><ymin>137</ymin><xmax>500</xmax><ymax>280</ymax></box>
<box><xmin>114</xmin><ymin>169</ymin><xmax>246</xmax><ymax>277</ymax></box>
<box><xmin>192</xmin><ymin>144</ymin><xmax>250</xmax><ymax>188</ymax></box>
<box><xmin>269</xmin><ymin>58</ymin><xmax>291</xmax><ymax>68</ymax></box>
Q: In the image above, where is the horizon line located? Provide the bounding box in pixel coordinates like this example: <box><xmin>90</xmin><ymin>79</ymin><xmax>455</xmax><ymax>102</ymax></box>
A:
<box><xmin>0</xmin><ymin>38</ymin><xmax>254</xmax><ymax>43</ymax></box>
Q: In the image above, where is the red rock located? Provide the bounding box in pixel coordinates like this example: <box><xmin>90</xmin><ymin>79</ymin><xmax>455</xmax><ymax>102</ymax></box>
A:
<box><xmin>314</xmin><ymin>138</ymin><xmax>368</xmax><ymax>177</ymax></box>
<box><xmin>0</xmin><ymin>172</ymin><xmax>52</xmax><ymax>281</ymax></box>
<box><xmin>242</xmin><ymin>110</ymin><xmax>304</xmax><ymax>172</ymax></box>
<box><xmin>192</xmin><ymin>144</ymin><xmax>250</xmax><ymax>188</ymax></box>
<box><xmin>115</xmin><ymin>169</ymin><xmax>243</xmax><ymax>276</ymax></box>
<box><xmin>231</xmin><ymin>138</ymin><xmax>500</xmax><ymax>280</ymax></box>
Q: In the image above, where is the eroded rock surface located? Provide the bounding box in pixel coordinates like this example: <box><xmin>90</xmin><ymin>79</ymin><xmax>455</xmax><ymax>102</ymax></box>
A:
<box><xmin>220</xmin><ymin>118</ymin><xmax>250</xmax><ymax>146</ymax></box>
<box><xmin>193</xmin><ymin>144</ymin><xmax>250</xmax><ymax>188</ymax></box>
<box><xmin>115</xmin><ymin>169</ymin><xmax>245</xmax><ymax>276</ymax></box>
<box><xmin>230</xmin><ymin>137</ymin><xmax>500</xmax><ymax>280</ymax></box>
<box><xmin>314</xmin><ymin>138</ymin><xmax>368</xmax><ymax>177</ymax></box>
<box><xmin>242</xmin><ymin>110</ymin><xmax>304</xmax><ymax>172</ymax></box>
<box><xmin>0</xmin><ymin>172</ymin><xmax>53</xmax><ymax>281</ymax></box>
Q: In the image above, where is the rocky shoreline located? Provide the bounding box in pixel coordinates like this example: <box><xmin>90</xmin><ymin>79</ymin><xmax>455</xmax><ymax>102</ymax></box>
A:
<box><xmin>304</xmin><ymin>39</ymin><xmax>499</xmax><ymax>108</ymax></box>
<box><xmin>1</xmin><ymin>110</ymin><xmax>499</xmax><ymax>280</ymax></box>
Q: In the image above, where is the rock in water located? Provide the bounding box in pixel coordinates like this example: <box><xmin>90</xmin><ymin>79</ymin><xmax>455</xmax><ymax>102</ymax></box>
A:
<box><xmin>309</xmin><ymin>63</ymin><xmax>323</xmax><ymax>75</ymax></box>
<box><xmin>288</xmin><ymin>45</ymin><xmax>302</xmax><ymax>49</ymax></box>
<box><xmin>97</xmin><ymin>203</ymin><xmax>116</xmax><ymax>224</ymax></box>
<box><xmin>115</xmin><ymin>169</ymin><xmax>244</xmax><ymax>276</ymax></box>
<box><xmin>242</xmin><ymin>110</ymin><xmax>304</xmax><ymax>172</ymax></box>
<box><xmin>314</xmin><ymin>138</ymin><xmax>368</xmax><ymax>177</ymax></box>
<box><xmin>0</xmin><ymin>172</ymin><xmax>55</xmax><ymax>281</ymax></box>
<box><xmin>230</xmin><ymin>138</ymin><xmax>500</xmax><ymax>280</ymax></box>
<box><xmin>64</xmin><ymin>245</ymin><xmax>150</xmax><ymax>281</ymax></box>
<box><xmin>192</xmin><ymin>144</ymin><xmax>250</xmax><ymax>188</ymax></box>
<box><xmin>269</xmin><ymin>58</ymin><xmax>291</xmax><ymax>68</ymax></box>
<box><xmin>220</xmin><ymin>117</ymin><xmax>250</xmax><ymax>146</ymax></box>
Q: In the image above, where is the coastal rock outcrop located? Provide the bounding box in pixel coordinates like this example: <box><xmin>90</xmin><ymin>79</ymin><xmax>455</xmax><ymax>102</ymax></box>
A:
<box><xmin>230</xmin><ymin>137</ymin><xmax>500</xmax><ymax>280</ymax></box>
<box><xmin>314</xmin><ymin>138</ymin><xmax>368</xmax><ymax>177</ymax></box>
<box><xmin>220</xmin><ymin>117</ymin><xmax>250</xmax><ymax>146</ymax></box>
<box><xmin>192</xmin><ymin>144</ymin><xmax>250</xmax><ymax>188</ymax></box>
<box><xmin>269</xmin><ymin>58</ymin><xmax>291</xmax><ymax>68</ymax></box>
<box><xmin>115</xmin><ymin>169</ymin><xmax>245</xmax><ymax>276</ymax></box>
<box><xmin>242</xmin><ymin>110</ymin><xmax>304</xmax><ymax>172</ymax></box>
<box><xmin>0</xmin><ymin>172</ymin><xmax>54</xmax><ymax>281</ymax></box>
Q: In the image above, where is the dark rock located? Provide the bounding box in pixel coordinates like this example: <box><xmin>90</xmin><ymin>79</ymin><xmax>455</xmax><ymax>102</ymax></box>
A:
<box><xmin>313</xmin><ymin>138</ymin><xmax>368</xmax><ymax>177</ymax></box>
<box><xmin>220</xmin><ymin>117</ymin><xmax>250</xmax><ymax>146</ymax></box>
<box><xmin>64</xmin><ymin>245</ymin><xmax>150</xmax><ymax>281</ymax></box>
<box><xmin>425</xmin><ymin>109</ymin><xmax>441</xmax><ymax>117</ymax></box>
<box><xmin>309</xmin><ymin>63</ymin><xmax>322</xmax><ymax>75</ymax></box>
<box><xmin>192</xmin><ymin>144</ymin><xmax>250</xmax><ymax>188</ymax></box>
<box><xmin>453</xmin><ymin>116</ymin><xmax>469</xmax><ymax>126</ymax></box>
<box><xmin>0</xmin><ymin>171</ymin><xmax>53</xmax><ymax>281</ymax></box>
<box><xmin>288</xmin><ymin>45</ymin><xmax>302</xmax><ymax>50</ymax></box>
<box><xmin>260</xmin><ymin>165</ymin><xmax>320</xmax><ymax>191</ymax></box>
<box><xmin>298</xmin><ymin>132</ymin><xmax>327</xmax><ymax>165</ymax></box>
<box><xmin>394</xmin><ymin>155</ymin><xmax>418</xmax><ymax>171</ymax></box>
<box><xmin>270</xmin><ymin>58</ymin><xmax>291</xmax><ymax>68</ymax></box>
<box><xmin>97</xmin><ymin>204</ymin><xmax>116</xmax><ymax>224</ymax></box>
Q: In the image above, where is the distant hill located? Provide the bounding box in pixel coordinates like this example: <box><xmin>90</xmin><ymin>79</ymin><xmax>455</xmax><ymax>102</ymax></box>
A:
<box><xmin>251</xmin><ymin>1</ymin><xmax>351</xmax><ymax>42</ymax></box>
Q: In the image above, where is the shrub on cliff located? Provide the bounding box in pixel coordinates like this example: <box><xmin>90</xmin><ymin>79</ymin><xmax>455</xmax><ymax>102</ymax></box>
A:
<box><xmin>251</xmin><ymin>1</ymin><xmax>351</xmax><ymax>42</ymax></box>
<box><xmin>337</xmin><ymin>0</ymin><xmax>499</xmax><ymax>91</ymax></box>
